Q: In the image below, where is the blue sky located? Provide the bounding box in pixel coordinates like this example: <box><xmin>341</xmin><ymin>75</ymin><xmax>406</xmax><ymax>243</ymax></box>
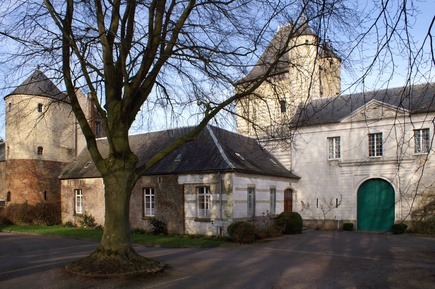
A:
<box><xmin>0</xmin><ymin>0</ymin><xmax>433</xmax><ymax>138</ymax></box>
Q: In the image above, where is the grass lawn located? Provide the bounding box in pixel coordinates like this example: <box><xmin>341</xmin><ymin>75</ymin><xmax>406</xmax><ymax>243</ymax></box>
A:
<box><xmin>0</xmin><ymin>224</ymin><xmax>230</xmax><ymax>247</ymax></box>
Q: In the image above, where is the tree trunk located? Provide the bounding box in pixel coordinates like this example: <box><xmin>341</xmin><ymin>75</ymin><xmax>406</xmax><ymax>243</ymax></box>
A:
<box><xmin>100</xmin><ymin>169</ymin><xmax>134</xmax><ymax>253</ymax></box>
<box><xmin>65</xmin><ymin>154</ymin><xmax>165</xmax><ymax>277</ymax></box>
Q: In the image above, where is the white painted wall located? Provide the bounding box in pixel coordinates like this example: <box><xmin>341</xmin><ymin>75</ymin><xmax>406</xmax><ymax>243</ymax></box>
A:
<box><xmin>291</xmin><ymin>109</ymin><xmax>435</xmax><ymax>225</ymax></box>
<box><xmin>179</xmin><ymin>172</ymin><xmax>297</xmax><ymax>235</ymax></box>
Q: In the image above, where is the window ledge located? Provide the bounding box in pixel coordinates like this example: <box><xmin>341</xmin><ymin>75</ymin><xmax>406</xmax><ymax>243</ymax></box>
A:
<box><xmin>142</xmin><ymin>216</ymin><xmax>155</xmax><ymax>220</ymax></box>
<box><xmin>414</xmin><ymin>152</ymin><xmax>429</xmax><ymax>156</ymax></box>
<box><xmin>194</xmin><ymin>218</ymin><xmax>212</xmax><ymax>222</ymax></box>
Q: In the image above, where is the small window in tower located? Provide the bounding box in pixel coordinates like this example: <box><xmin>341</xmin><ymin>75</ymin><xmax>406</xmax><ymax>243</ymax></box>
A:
<box><xmin>7</xmin><ymin>191</ymin><xmax>11</xmax><ymax>202</ymax></box>
<box><xmin>95</xmin><ymin>121</ymin><xmax>101</xmax><ymax>136</ymax></box>
<box><xmin>37</xmin><ymin>103</ymin><xmax>43</xmax><ymax>112</ymax></box>
<box><xmin>37</xmin><ymin>146</ymin><xmax>43</xmax><ymax>156</ymax></box>
<box><xmin>8</xmin><ymin>103</ymin><xmax>11</xmax><ymax>111</ymax></box>
<box><xmin>280</xmin><ymin>100</ymin><xmax>287</xmax><ymax>113</ymax></box>
<box><xmin>42</xmin><ymin>191</ymin><xmax>47</xmax><ymax>201</ymax></box>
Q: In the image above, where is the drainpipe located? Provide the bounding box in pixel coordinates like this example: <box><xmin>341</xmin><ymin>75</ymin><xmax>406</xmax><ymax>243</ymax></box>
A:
<box><xmin>217</xmin><ymin>172</ymin><xmax>223</xmax><ymax>236</ymax></box>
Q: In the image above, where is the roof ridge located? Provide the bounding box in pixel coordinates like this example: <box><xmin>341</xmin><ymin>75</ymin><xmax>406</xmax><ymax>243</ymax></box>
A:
<box><xmin>206</xmin><ymin>125</ymin><xmax>235</xmax><ymax>169</ymax></box>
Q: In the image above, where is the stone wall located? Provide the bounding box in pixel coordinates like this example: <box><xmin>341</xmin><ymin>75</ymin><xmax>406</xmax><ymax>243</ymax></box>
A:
<box><xmin>6</xmin><ymin>159</ymin><xmax>68</xmax><ymax>206</ymax></box>
<box><xmin>130</xmin><ymin>175</ymin><xmax>184</xmax><ymax>235</ymax></box>
<box><xmin>60</xmin><ymin>178</ymin><xmax>105</xmax><ymax>226</ymax></box>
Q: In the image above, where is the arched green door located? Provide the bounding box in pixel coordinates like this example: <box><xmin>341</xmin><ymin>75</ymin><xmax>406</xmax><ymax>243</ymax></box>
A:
<box><xmin>357</xmin><ymin>179</ymin><xmax>395</xmax><ymax>231</ymax></box>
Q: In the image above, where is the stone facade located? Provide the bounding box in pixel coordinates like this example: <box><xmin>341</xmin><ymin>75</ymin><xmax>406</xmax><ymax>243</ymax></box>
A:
<box><xmin>236</xmin><ymin>25</ymin><xmax>341</xmax><ymax>139</ymax></box>
<box><xmin>5</xmin><ymin>159</ymin><xmax>67</xmax><ymax>205</ymax></box>
<box><xmin>60</xmin><ymin>171</ymin><xmax>297</xmax><ymax>236</ymax></box>
<box><xmin>60</xmin><ymin>178</ymin><xmax>105</xmax><ymax>225</ymax></box>
<box><xmin>0</xmin><ymin>70</ymin><xmax>100</xmax><ymax>209</ymax></box>
<box><xmin>130</xmin><ymin>175</ymin><xmax>184</xmax><ymax>235</ymax></box>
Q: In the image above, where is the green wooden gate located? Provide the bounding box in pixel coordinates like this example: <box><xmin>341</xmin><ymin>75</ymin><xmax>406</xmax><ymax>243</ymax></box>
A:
<box><xmin>357</xmin><ymin>179</ymin><xmax>395</xmax><ymax>231</ymax></box>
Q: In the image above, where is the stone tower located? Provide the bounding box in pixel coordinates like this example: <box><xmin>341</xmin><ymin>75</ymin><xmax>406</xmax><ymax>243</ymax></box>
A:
<box><xmin>236</xmin><ymin>20</ymin><xmax>341</xmax><ymax>139</ymax></box>
<box><xmin>3</xmin><ymin>70</ymin><xmax>77</xmax><ymax>206</ymax></box>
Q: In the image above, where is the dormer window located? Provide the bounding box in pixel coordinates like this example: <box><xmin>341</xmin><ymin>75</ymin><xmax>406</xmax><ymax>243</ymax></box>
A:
<box><xmin>175</xmin><ymin>154</ymin><xmax>183</xmax><ymax>161</ymax></box>
<box><xmin>37</xmin><ymin>103</ymin><xmax>43</xmax><ymax>112</ymax></box>
<box><xmin>235</xmin><ymin>152</ymin><xmax>245</xmax><ymax>161</ymax></box>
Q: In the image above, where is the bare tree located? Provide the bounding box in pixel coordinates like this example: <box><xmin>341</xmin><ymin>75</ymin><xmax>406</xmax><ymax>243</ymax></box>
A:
<box><xmin>0</xmin><ymin>0</ymin><xmax>356</xmax><ymax>274</ymax></box>
<box><xmin>0</xmin><ymin>0</ymin><xmax>432</xmax><ymax>276</ymax></box>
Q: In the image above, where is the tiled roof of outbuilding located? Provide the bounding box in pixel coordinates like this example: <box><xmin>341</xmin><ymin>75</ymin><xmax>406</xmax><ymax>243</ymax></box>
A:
<box><xmin>59</xmin><ymin>125</ymin><xmax>299</xmax><ymax>180</ymax></box>
<box><xmin>5</xmin><ymin>69</ymin><xmax>68</xmax><ymax>101</ymax></box>
<box><xmin>292</xmin><ymin>83</ymin><xmax>435</xmax><ymax>127</ymax></box>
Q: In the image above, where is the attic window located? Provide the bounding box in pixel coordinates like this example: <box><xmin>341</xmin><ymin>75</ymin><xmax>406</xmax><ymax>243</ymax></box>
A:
<box><xmin>235</xmin><ymin>152</ymin><xmax>245</xmax><ymax>161</ymax></box>
<box><xmin>175</xmin><ymin>154</ymin><xmax>183</xmax><ymax>161</ymax></box>
<box><xmin>84</xmin><ymin>162</ymin><xmax>91</xmax><ymax>168</ymax></box>
<box><xmin>37</xmin><ymin>103</ymin><xmax>43</xmax><ymax>112</ymax></box>
<box><xmin>37</xmin><ymin>146</ymin><xmax>43</xmax><ymax>155</ymax></box>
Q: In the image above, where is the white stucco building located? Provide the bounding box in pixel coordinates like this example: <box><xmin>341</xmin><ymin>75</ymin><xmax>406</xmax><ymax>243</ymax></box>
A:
<box><xmin>236</xmin><ymin>21</ymin><xmax>435</xmax><ymax>231</ymax></box>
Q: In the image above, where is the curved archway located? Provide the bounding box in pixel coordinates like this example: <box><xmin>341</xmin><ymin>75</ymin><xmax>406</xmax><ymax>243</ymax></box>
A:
<box><xmin>357</xmin><ymin>178</ymin><xmax>395</xmax><ymax>231</ymax></box>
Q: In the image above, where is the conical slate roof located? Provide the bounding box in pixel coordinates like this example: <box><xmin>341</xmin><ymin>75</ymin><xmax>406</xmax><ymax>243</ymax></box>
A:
<box><xmin>6</xmin><ymin>69</ymin><xmax>68</xmax><ymax>101</ymax></box>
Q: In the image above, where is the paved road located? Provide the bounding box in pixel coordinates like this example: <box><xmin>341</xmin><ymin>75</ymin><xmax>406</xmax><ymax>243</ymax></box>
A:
<box><xmin>0</xmin><ymin>230</ymin><xmax>434</xmax><ymax>289</ymax></box>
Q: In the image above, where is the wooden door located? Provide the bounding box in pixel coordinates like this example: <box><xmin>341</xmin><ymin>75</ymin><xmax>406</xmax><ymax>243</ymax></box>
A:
<box><xmin>284</xmin><ymin>189</ymin><xmax>293</xmax><ymax>212</ymax></box>
<box><xmin>357</xmin><ymin>179</ymin><xmax>395</xmax><ymax>231</ymax></box>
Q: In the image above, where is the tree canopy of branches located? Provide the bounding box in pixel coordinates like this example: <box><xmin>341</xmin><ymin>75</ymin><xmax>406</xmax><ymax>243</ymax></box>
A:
<box><xmin>0</xmin><ymin>0</ymin><xmax>433</xmax><ymax>276</ymax></box>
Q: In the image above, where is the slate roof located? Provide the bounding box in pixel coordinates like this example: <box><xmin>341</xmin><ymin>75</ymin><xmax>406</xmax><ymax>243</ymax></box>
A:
<box><xmin>5</xmin><ymin>69</ymin><xmax>68</xmax><ymax>101</ymax></box>
<box><xmin>292</xmin><ymin>83</ymin><xmax>435</xmax><ymax>127</ymax></box>
<box><xmin>59</xmin><ymin>125</ymin><xmax>299</xmax><ymax>180</ymax></box>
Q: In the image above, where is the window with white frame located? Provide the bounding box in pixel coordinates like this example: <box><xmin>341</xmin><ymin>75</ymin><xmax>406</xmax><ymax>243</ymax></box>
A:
<box><xmin>75</xmin><ymin>189</ymin><xmax>83</xmax><ymax>214</ymax></box>
<box><xmin>143</xmin><ymin>188</ymin><xmax>155</xmax><ymax>217</ymax></box>
<box><xmin>414</xmin><ymin>128</ymin><xmax>430</xmax><ymax>154</ymax></box>
<box><xmin>269</xmin><ymin>188</ymin><xmax>276</xmax><ymax>215</ymax></box>
<box><xmin>247</xmin><ymin>187</ymin><xmax>256</xmax><ymax>218</ymax></box>
<box><xmin>197</xmin><ymin>186</ymin><xmax>211</xmax><ymax>218</ymax></box>
<box><xmin>328</xmin><ymin>137</ymin><xmax>341</xmax><ymax>159</ymax></box>
<box><xmin>368</xmin><ymin>133</ymin><xmax>383</xmax><ymax>157</ymax></box>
